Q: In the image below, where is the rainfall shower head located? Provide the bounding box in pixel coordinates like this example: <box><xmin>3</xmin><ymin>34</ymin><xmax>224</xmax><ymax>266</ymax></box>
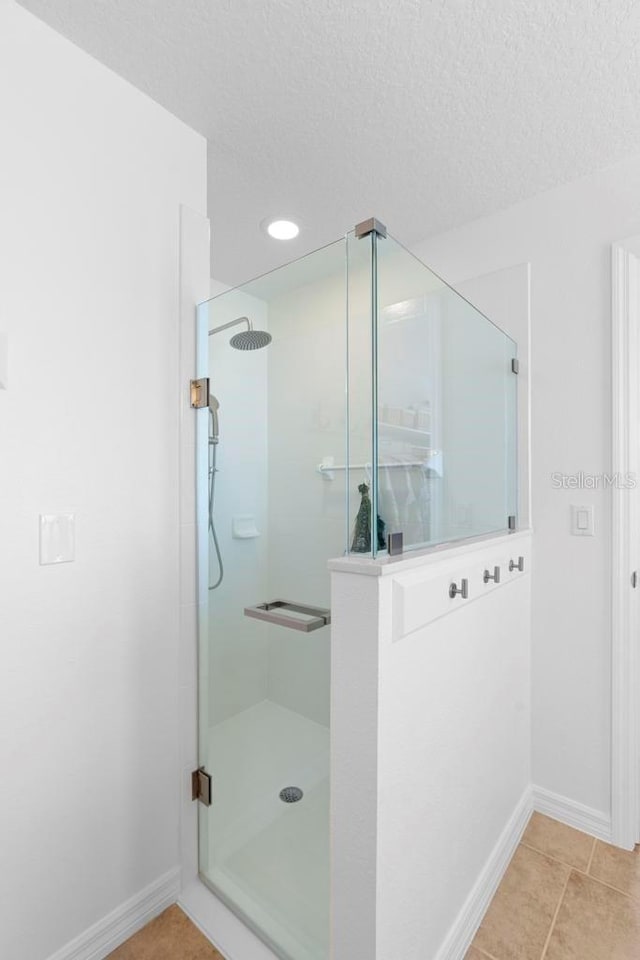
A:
<box><xmin>230</xmin><ymin>329</ymin><xmax>272</xmax><ymax>351</ymax></box>
<box><xmin>208</xmin><ymin>315</ymin><xmax>272</xmax><ymax>351</ymax></box>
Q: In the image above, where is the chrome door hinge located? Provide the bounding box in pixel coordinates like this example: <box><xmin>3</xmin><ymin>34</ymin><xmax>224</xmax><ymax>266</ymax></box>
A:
<box><xmin>190</xmin><ymin>378</ymin><xmax>210</xmax><ymax>409</ymax></box>
<box><xmin>511</xmin><ymin>358</ymin><xmax>519</xmax><ymax>374</ymax></box>
<box><xmin>191</xmin><ymin>766</ymin><xmax>212</xmax><ymax>806</ymax></box>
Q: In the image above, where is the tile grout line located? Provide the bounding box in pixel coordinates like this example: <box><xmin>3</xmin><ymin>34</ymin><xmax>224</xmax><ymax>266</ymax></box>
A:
<box><xmin>473</xmin><ymin>948</ymin><xmax>501</xmax><ymax>960</ymax></box>
<box><xmin>538</xmin><ymin>868</ymin><xmax>572</xmax><ymax>960</ymax></box>
<box><xmin>573</xmin><ymin>870</ymin><xmax>638</xmax><ymax>900</ymax></box>
<box><xmin>520</xmin><ymin>838</ymin><xmax>637</xmax><ymax>901</ymax></box>
<box><xmin>519</xmin><ymin>840</ymin><xmax>589</xmax><ymax>873</ymax></box>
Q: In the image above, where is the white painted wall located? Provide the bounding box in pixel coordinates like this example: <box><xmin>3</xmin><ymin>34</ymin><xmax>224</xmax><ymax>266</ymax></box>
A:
<box><xmin>331</xmin><ymin>532</ymin><xmax>532</xmax><ymax>960</ymax></box>
<box><xmin>0</xmin><ymin>4</ymin><xmax>206</xmax><ymax>958</ymax></box>
<box><xmin>414</xmin><ymin>154</ymin><xmax>640</xmax><ymax>818</ymax></box>
<box><xmin>377</xmin><ymin>541</ymin><xmax>531</xmax><ymax>960</ymax></box>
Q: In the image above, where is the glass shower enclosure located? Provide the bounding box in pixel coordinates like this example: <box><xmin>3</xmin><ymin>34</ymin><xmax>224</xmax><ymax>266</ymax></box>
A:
<box><xmin>194</xmin><ymin>220</ymin><xmax>517</xmax><ymax>960</ymax></box>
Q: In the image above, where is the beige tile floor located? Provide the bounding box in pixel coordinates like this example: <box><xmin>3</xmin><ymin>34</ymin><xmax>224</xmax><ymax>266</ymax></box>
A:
<box><xmin>467</xmin><ymin>812</ymin><xmax>640</xmax><ymax>960</ymax></box>
<box><xmin>107</xmin><ymin>814</ymin><xmax>640</xmax><ymax>960</ymax></box>
<box><xmin>107</xmin><ymin>905</ymin><xmax>225</xmax><ymax>960</ymax></box>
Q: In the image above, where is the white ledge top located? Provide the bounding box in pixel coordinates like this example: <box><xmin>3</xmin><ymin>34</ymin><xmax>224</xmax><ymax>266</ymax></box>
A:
<box><xmin>327</xmin><ymin>528</ymin><xmax>532</xmax><ymax>577</ymax></box>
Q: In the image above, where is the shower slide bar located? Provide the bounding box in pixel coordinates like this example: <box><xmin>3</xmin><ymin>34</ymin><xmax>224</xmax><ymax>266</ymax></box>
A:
<box><xmin>245</xmin><ymin>600</ymin><xmax>331</xmax><ymax>633</ymax></box>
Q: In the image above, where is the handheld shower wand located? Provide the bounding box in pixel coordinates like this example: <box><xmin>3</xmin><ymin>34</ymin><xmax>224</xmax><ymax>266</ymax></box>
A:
<box><xmin>209</xmin><ymin>394</ymin><xmax>220</xmax><ymax>444</ymax></box>
<box><xmin>208</xmin><ymin>395</ymin><xmax>223</xmax><ymax>590</ymax></box>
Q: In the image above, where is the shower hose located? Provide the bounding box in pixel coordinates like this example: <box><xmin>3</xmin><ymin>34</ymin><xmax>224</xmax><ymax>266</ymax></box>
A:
<box><xmin>208</xmin><ymin>420</ymin><xmax>224</xmax><ymax>590</ymax></box>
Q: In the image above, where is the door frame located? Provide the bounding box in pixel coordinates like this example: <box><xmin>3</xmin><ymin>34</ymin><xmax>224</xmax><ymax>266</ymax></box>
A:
<box><xmin>611</xmin><ymin>240</ymin><xmax>640</xmax><ymax>850</ymax></box>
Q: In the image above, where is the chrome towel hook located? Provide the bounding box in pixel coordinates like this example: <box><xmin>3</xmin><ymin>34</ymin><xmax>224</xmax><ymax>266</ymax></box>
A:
<box><xmin>449</xmin><ymin>579</ymin><xmax>468</xmax><ymax>599</ymax></box>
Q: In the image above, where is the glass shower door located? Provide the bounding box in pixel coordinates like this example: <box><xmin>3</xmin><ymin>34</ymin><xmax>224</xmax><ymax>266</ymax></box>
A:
<box><xmin>195</xmin><ymin>240</ymin><xmax>348</xmax><ymax>960</ymax></box>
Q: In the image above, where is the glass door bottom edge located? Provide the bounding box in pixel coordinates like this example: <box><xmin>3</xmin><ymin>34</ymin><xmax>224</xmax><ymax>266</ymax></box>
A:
<box><xmin>198</xmin><ymin>871</ymin><xmax>304</xmax><ymax>960</ymax></box>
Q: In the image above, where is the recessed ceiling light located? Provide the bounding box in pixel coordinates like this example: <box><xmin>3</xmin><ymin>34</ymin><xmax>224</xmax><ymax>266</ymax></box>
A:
<box><xmin>266</xmin><ymin>219</ymin><xmax>300</xmax><ymax>240</ymax></box>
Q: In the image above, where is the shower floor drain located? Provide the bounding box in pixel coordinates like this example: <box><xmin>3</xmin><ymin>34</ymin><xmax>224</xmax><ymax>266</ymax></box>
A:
<box><xmin>279</xmin><ymin>786</ymin><xmax>304</xmax><ymax>804</ymax></box>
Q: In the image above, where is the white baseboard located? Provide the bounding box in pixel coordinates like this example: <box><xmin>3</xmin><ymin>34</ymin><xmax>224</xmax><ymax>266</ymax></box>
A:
<box><xmin>179</xmin><ymin>878</ymin><xmax>278</xmax><ymax>960</ymax></box>
<box><xmin>435</xmin><ymin>786</ymin><xmax>533</xmax><ymax>960</ymax></box>
<box><xmin>45</xmin><ymin>788</ymin><xmax>606</xmax><ymax>960</ymax></box>
<box><xmin>46</xmin><ymin>867</ymin><xmax>181</xmax><ymax>960</ymax></box>
<box><xmin>532</xmin><ymin>785</ymin><xmax>612</xmax><ymax>843</ymax></box>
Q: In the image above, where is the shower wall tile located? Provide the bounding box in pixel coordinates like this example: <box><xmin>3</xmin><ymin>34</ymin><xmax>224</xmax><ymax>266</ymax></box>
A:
<box><xmin>196</xmin><ymin>520</ymin><xmax>208</xmax><ymax>600</ymax></box>
<box><xmin>203</xmin><ymin>288</ymin><xmax>271</xmax><ymax>726</ymax></box>
<box><xmin>265</xmin><ymin>271</ymin><xmax>345</xmax><ymax>727</ymax></box>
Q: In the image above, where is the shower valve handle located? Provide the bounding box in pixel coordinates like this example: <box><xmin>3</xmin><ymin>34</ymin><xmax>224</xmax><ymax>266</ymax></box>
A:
<box><xmin>483</xmin><ymin>566</ymin><xmax>501</xmax><ymax>584</ymax></box>
<box><xmin>509</xmin><ymin>556</ymin><xmax>525</xmax><ymax>572</ymax></box>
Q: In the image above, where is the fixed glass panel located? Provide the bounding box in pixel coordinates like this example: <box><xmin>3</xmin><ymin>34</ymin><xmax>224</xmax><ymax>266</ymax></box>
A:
<box><xmin>374</xmin><ymin>233</ymin><xmax>517</xmax><ymax>552</ymax></box>
<box><xmin>196</xmin><ymin>239</ymin><xmax>348</xmax><ymax>960</ymax></box>
<box><xmin>345</xmin><ymin>229</ymin><xmax>377</xmax><ymax>556</ymax></box>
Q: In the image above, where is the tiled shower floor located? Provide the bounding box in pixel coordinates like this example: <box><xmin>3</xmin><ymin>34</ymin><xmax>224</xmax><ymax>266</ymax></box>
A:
<box><xmin>203</xmin><ymin>699</ymin><xmax>330</xmax><ymax>960</ymax></box>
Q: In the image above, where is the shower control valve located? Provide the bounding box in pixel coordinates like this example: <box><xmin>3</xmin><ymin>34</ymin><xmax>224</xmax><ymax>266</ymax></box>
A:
<box><xmin>449</xmin><ymin>578</ymin><xmax>469</xmax><ymax>600</ymax></box>
<box><xmin>483</xmin><ymin>566</ymin><xmax>501</xmax><ymax>584</ymax></box>
<box><xmin>509</xmin><ymin>556</ymin><xmax>525</xmax><ymax>573</ymax></box>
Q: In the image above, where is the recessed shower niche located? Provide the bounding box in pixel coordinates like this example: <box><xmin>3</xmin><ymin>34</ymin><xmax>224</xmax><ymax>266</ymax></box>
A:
<box><xmin>193</xmin><ymin>220</ymin><xmax>517</xmax><ymax>959</ymax></box>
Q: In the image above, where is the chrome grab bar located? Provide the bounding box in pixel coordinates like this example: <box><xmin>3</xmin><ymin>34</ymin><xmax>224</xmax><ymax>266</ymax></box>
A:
<box><xmin>244</xmin><ymin>600</ymin><xmax>331</xmax><ymax>633</ymax></box>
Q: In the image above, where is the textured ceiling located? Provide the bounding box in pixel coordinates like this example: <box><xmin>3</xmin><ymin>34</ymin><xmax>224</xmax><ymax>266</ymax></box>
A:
<box><xmin>16</xmin><ymin>0</ymin><xmax>640</xmax><ymax>285</ymax></box>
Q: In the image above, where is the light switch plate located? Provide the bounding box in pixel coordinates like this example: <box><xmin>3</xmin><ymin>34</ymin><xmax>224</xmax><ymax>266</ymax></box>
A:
<box><xmin>571</xmin><ymin>504</ymin><xmax>594</xmax><ymax>537</ymax></box>
<box><xmin>40</xmin><ymin>514</ymin><xmax>75</xmax><ymax>564</ymax></box>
